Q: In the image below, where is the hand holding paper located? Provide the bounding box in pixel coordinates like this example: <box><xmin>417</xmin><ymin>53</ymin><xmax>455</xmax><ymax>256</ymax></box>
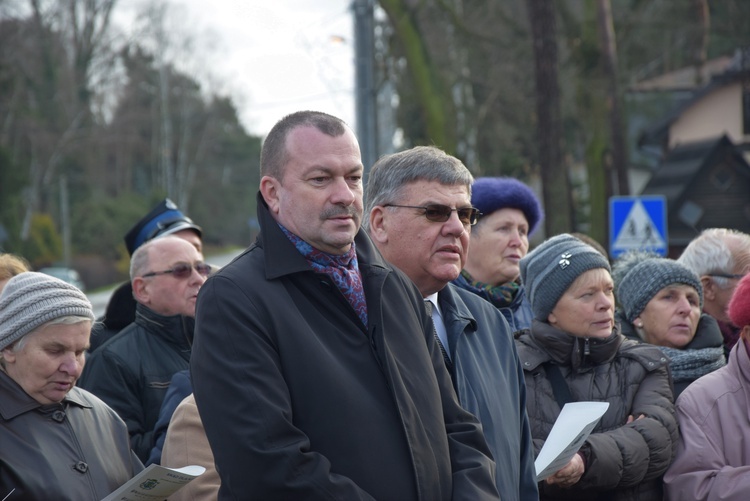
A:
<box><xmin>534</xmin><ymin>401</ymin><xmax>609</xmax><ymax>482</ymax></box>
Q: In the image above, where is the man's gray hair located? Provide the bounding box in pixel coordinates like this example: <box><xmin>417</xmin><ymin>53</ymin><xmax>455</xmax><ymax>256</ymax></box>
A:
<box><xmin>678</xmin><ymin>228</ymin><xmax>750</xmax><ymax>289</ymax></box>
<box><xmin>130</xmin><ymin>237</ymin><xmax>153</xmax><ymax>280</ymax></box>
<box><xmin>260</xmin><ymin>110</ymin><xmax>349</xmax><ymax>180</ymax></box>
<box><xmin>363</xmin><ymin>146</ymin><xmax>474</xmax><ymax>230</ymax></box>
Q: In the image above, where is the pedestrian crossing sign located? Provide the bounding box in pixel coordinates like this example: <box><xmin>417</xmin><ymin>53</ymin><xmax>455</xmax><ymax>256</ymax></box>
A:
<box><xmin>609</xmin><ymin>196</ymin><xmax>667</xmax><ymax>258</ymax></box>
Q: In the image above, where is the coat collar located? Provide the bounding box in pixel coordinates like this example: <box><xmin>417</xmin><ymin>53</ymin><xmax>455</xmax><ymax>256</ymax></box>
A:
<box><xmin>255</xmin><ymin>191</ymin><xmax>391</xmax><ymax>281</ymax></box>
<box><xmin>526</xmin><ymin>320</ymin><xmax>623</xmax><ymax>372</ymax></box>
<box><xmin>134</xmin><ymin>303</ymin><xmax>194</xmax><ymax>351</ymax></box>
<box><xmin>0</xmin><ymin>370</ymin><xmax>90</xmax><ymax>421</ymax></box>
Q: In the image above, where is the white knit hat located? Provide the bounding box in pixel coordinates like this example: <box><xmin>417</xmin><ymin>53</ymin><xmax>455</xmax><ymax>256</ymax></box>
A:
<box><xmin>0</xmin><ymin>272</ymin><xmax>95</xmax><ymax>350</ymax></box>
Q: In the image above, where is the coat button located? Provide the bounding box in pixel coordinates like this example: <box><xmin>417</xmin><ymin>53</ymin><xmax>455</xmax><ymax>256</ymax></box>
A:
<box><xmin>73</xmin><ymin>461</ymin><xmax>88</xmax><ymax>473</ymax></box>
<box><xmin>52</xmin><ymin>410</ymin><xmax>66</xmax><ymax>422</ymax></box>
<box><xmin>524</xmin><ymin>362</ymin><xmax>530</xmax><ymax>366</ymax></box>
<box><xmin>660</xmin><ymin>357</ymin><xmax>667</xmax><ymax>362</ymax></box>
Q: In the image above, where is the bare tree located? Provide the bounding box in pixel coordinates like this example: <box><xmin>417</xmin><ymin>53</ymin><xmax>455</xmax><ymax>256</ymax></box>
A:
<box><xmin>527</xmin><ymin>0</ymin><xmax>572</xmax><ymax>234</ymax></box>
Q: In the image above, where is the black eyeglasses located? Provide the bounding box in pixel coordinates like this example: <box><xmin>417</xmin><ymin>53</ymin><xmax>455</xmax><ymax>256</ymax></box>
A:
<box><xmin>141</xmin><ymin>262</ymin><xmax>212</xmax><ymax>279</ymax></box>
<box><xmin>709</xmin><ymin>273</ymin><xmax>745</xmax><ymax>280</ymax></box>
<box><xmin>383</xmin><ymin>204</ymin><xmax>481</xmax><ymax>225</ymax></box>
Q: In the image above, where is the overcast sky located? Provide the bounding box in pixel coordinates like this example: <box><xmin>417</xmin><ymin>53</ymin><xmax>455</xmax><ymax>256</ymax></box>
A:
<box><xmin>115</xmin><ymin>0</ymin><xmax>355</xmax><ymax>136</ymax></box>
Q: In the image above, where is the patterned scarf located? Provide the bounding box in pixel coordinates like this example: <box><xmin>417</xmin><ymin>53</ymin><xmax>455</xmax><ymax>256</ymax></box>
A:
<box><xmin>659</xmin><ymin>346</ymin><xmax>726</xmax><ymax>383</ymax></box>
<box><xmin>280</xmin><ymin>224</ymin><xmax>368</xmax><ymax>326</ymax></box>
<box><xmin>457</xmin><ymin>269</ymin><xmax>520</xmax><ymax>308</ymax></box>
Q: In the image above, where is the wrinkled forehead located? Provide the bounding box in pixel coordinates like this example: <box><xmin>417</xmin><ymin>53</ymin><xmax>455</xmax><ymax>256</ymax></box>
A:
<box><xmin>568</xmin><ymin>267</ymin><xmax>612</xmax><ymax>291</ymax></box>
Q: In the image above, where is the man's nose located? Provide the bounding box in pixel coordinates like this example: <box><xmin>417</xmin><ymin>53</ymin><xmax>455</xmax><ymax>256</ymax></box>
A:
<box><xmin>443</xmin><ymin>210</ymin><xmax>466</xmax><ymax>236</ymax></box>
<box><xmin>330</xmin><ymin>177</ymin><xmax>357</xmax><ymax>205</ymax></box>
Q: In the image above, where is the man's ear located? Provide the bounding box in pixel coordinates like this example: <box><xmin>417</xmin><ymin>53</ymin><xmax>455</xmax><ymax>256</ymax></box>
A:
<box><xmin>700</xmin><ymin>275</ymin><xmax>716</xmax><ymax>301</ymax></box>
<box><xmin>741</xmin><ymin>324</ymin><xmax>750</xmax><ymax>342</ymax></box>
<box><xmin>368</xmin><ymin>207</ymin><xmax>388</xmax><ymax>244</ymax></box>
<box><xmin>260</xmin><ymin>176</ymin><xmax>281</xmax><ymax>215</ymax></box>
<box><xmin>131</xmin><ymin>277</ymin><xmax>149</xmax><ymax>305</ymax></box>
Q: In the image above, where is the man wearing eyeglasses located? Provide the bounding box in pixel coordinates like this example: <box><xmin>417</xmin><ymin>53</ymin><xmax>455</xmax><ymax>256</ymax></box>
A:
<box><xmin>678</xmin><ymin>228</ymin><xmax>750</xmax><ymax>358</ymax></box>
<box><xmin>80</xmin><ymin>235</ymin><xmax>209</xmax><ymax>462</ymax></box>
<box><xmin>365</xmin><ymin>145</ymin><xmax>538</xmax><ymax>501</ymax></box>
<box><xmin>89</xmin><ymin>198</ymin><xmax>204</xmax><ymax>352</ymax></box>
<box><xmin>191</xmin><ymin>111</ymin><xmax>499</xmax><ymax>500</ymax></box>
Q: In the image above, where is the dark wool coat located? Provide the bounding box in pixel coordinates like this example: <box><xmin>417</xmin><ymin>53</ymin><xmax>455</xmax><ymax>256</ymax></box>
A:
<box><xmin>515</xmin><ymin>321</ymin><xmax>678</xmax><ymax>501</ymax></box>
<box><xmin>79</xmin><ymin>304</ymin><xmax>193</xmax><ymax>461</ymax></box>
<box><xmin>190</xmin><ymin>194</ymin><xmax>499</xmax><ymax>501</ymax></box>
<box><xmin>0</xmin><ymin>371</ymin><xmax>143</xmax><ymax>500</ymax></box>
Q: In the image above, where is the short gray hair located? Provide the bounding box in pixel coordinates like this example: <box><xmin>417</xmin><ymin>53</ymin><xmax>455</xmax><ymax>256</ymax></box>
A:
<box><xmin>363</xmin><ymin>146</ymin><xmax>474</xmax><ymax>230</ymax></box>
<box><xmin>678</xmin><ymin>228</ymin><xmax>750</xmax><ymax>289</ymax></box>
<box><xmin>130</xmin><ymin>237</ymin><xmax>153</xmax><ymax>280</ymax></box>
<box><xmin>1</xmin><ymin>315</ymin><xmax>91</xmax><ymax>366</ymax></box>
<box><xmin>260</xmin><ymin>110</ymin><xmax>349</xmax><ymax>181</ymax></box>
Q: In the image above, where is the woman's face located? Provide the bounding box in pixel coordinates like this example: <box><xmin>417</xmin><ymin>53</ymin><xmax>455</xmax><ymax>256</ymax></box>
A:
<box><xmin>548</xmin><ymin>268</ymin><xmax>615</xmax><ymax>338</ymax></box>
<box><xmin>635</xmin><ymin>284</ymin><xmax>701</xmax><ymax>348</ymax></box>
<box><xmin>1</xmin><ymin>321</ymin><xmax>90</xmax><ymax>404</ymax></box>
<box><xmin>463</xmin><ymin>208</ymin><xmax>529</xmax><ymax>286</ymax></box>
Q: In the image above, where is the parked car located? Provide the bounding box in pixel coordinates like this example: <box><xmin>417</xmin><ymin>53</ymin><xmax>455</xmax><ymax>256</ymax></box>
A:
<box><xmin>38</xmin><ymin>266</ymin><xmax>86</xmax><ymax>292</ymax></box>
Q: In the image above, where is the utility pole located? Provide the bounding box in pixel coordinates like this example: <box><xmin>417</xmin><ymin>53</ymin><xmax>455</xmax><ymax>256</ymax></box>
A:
<box><xmin>353</xmin><ymin>0</ymin><xmax>377</xmax><ymax>177</ymax></box>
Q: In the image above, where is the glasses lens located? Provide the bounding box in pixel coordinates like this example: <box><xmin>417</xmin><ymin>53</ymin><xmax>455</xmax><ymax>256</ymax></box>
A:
<box><xmin>456</xmin><ymin>208</ymin><xmax>477</xmax><ymax>225</ymax></box>
<box><xmin>196</xmin><ymin>263</ymin><xmax>212</xmax><ymax>276</ymax></box>
<box><xmin>423</xmin><ymin>205</ymin><xmax>452</xmax><ymax>222</ymax></box>
<box><xmin>171</xmin><ymin>263</ymin><xmax>193</xmax><ymax>279</ymax></box>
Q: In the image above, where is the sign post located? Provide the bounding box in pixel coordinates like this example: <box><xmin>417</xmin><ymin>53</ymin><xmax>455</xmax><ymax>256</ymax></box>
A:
<box><xmin>609</xmin><ymin>196</ymin><xmax>668</xmax><ymax>258</ymax></box>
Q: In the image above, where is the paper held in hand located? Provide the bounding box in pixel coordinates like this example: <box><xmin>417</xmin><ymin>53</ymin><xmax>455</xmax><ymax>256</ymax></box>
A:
<box><xmin>101</xmin><ymin>464</ymin><xmax>206</xmax><ymax>501</ymax></box>
<box><xmin>534</xmin><ymin>401</ymin><xmax>610</xmax><ymax>482</ymax></box>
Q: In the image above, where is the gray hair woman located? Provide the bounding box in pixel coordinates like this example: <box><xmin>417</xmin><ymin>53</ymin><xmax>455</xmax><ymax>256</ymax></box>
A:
<box><xmin>515</xmin><ymin>234</ymin><xmax>677</xmax><ymax>501</ymax></box>
<box><xmin>613</xmin><ymin>251</ymin><xmax>725</xmax><ymax>397</ymax></box>
<box><xmin>0</xmin><ymin>272</ymin><xmax>142</xmax><ymax>499</ymax></box>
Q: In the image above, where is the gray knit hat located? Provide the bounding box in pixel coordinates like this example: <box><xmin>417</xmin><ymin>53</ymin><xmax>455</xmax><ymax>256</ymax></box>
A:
<box><xmin>520</xmin><ymin>233</ymin><xmax>612</xmax><ymax>321</ymax></box>
<box><xmin>615</xmin><ymin>255</ymin><xmax>703</xmax><ymax>323</ymax></box>
<box><xmin>0</xmin><ymin>272</ymin><xmax>95</xmax><ymax>350</ymax></box>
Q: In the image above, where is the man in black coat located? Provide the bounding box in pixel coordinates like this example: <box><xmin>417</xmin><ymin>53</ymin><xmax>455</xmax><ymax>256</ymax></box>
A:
<box><xmin>191</xmin><ymin>111</ymin><xmax>499</xmax><ymax>500</ymax></box>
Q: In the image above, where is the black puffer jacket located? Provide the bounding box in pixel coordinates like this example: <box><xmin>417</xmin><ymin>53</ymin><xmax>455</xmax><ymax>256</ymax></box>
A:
<box><xmin>79</xmin><ymin>304</ymin><xmax>193</xmax><ymax>462</ymax></box>
<box><xmin>515</xmin><ymin>320</ymin><xmax>678</xmax><ymax>501</ymax></box>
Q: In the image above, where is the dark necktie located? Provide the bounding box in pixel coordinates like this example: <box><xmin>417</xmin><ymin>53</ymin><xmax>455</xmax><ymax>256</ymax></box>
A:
<box><xmin>424</xmin><ymin>300</ymin><xmax>453</xmax><ymax>371</ymax></box>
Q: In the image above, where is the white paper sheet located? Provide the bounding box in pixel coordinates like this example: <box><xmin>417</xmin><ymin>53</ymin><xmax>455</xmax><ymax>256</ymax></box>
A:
<box><xmin>101</xmin><ymin>464</ymin><xmax>206</xmax><ymax>501</ymax></box>
<box><xmin>534</xmin><ymin>401</ymin><xmax>610</xmax><ymax>481</ymax></box>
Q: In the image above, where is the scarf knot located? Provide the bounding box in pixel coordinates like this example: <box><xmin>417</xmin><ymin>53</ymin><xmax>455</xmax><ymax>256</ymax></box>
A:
<box><xmin>280</xmin><ymin>224</ymin><xmax>368</xmax><ymax>326</ymax></box>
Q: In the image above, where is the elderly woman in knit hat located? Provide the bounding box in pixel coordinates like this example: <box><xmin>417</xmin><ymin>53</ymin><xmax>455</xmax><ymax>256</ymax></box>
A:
<box><xmin>0</xmin><ymin>272</ymin><xmax>142</xmax><ymax>499</ymax></box>
<box><xmin>613</xmin><ymin>251</ymin><xmax>725</xmax><ymax>397</ymax></box>
<box><xmin>515</xmin><ymin>234</ymin><xmax>677</xmax><ymax>501</ymax></box>
<box><xmin>663</xmin><ymin>273</ymin><xmax>750</xmax><ymax>500</ymax></box>
<box><xmin>453</xmin><ymin>177</ymin><xmax>543</xmax><ymax>332</ymax></box>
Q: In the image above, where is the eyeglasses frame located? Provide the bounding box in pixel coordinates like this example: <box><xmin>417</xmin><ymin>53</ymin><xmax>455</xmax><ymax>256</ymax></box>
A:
<box><xmin>141</xmin><ymin>261</ymin><xmax>212</xmax><ymax>279</ymax></box>
<box><xmin>382</xmin><ymin>203</ymin><xmax>482</xmax><ymax>226</ymax></box>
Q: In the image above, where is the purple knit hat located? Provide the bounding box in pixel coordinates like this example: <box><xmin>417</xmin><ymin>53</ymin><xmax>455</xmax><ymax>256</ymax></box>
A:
<box><xmin>471</xmin><ymin>177</ymin><xmax>544</xmax><ymax>235</ymax></box>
